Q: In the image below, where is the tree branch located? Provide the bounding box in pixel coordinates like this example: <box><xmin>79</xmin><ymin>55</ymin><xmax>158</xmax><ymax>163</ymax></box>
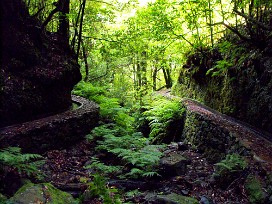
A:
<box><xmin>41</xmin><ymin>7</ymin><xmax>59</xmax><ymax>30</ymax></box>
<box><xmin>233</xmin><ymin>9</ymin><xmax>272</xmax><ymax>31</ymax></box>
<box><xmin>82</xmin><ymin>36</ymin><xmax>118</xmax><ymax>42</ymax></box>
<box><xmin>207</xmin><ymin>22</ymin><xmax>251</xmax><ymax>42</ymax></box>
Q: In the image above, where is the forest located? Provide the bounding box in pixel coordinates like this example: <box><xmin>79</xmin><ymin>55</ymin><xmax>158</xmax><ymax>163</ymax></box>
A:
<box><xmin>0</xmin><ymin>0</ymin><xmax>272</xmax><ymax>203</ymax></box>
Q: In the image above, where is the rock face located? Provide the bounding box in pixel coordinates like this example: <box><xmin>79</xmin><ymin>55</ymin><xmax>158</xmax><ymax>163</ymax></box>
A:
<box><xmin>172</xmin><ymin>41</ymin><xmax>272</xmax><ymax>135</ymax></box>
<box><xmin>0</xmin><ymin>0</ymin><xmax>81</xmax><ymax>127</ymax></box>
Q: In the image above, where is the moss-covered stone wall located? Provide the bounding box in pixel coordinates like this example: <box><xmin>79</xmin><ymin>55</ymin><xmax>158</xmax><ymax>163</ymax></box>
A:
<box><xmin>173</xmin><ymin>41</ymin><xmax>272</xmax><ymax>135</ymax></box>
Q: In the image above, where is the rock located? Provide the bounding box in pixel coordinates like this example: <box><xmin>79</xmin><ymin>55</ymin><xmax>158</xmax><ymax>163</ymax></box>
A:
<box><xmin>178</xmin><ymin>142</ymin><xmax>189</xmax><ymax>151</ymax></box>
<box><xmin>200</xmin><ymin>195</ymin><xmax>213</xmax><ymax>204</ymax></box>
<box><xmin>145</xmin><ymin>192</ymin><xmax>198</xmax><ymax>204</ymax></box>
<box><xmin>9</xmin><ymin>183</ymin><xmax>78</xmax><ymax>204</ymax></box>
<box><xmin>181</xmin><ymin>110</ymin><xmax>232</xmax><ymax>162</ymax></box>
<box><xmin>160</xmin><ymin>152</ymin><xmax>191</xmax><ymax>177</ymax></box>
<box><xmin>0</xmin><ymin>0</ymin><xmax>81</xmax><ymax>127</ymax></box>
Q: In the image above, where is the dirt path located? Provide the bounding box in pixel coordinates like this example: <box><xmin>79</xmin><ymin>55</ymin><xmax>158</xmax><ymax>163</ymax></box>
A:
<box><xmin>158</xmin><ymin>90</ymin><xmax>272</xmax><ymax>172</ymax></box>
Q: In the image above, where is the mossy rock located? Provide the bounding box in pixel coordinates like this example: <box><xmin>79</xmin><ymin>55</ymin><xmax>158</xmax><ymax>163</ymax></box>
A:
<box><xmin>145</xmin><ymin>192</ymin><xmax>198</xmax><ymax>204</ymax></box>
<box><xmin>8</xmin><ymin>183</ymin><xmax>78</xmax><ymax>204</ymax></box>
<box><xmin>157</xmin><ymin>193</ymin><xmax>198</xmax><ymax>204</ymax></box>
<box><xmin>245</xmin><ymin>175</ymin><xmax>266</xmax><ymax>204</ymax></box>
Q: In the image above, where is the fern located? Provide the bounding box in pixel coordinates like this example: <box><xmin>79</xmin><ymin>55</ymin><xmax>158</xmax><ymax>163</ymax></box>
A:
<box><xmin>88</xmin><ymin>123</ymin><xmax>165</xmax><ymax>179</ymax></box>
<box><xmin>206</xmin><ymin>59</ymin><xmax>233</xmax><ymax>77</ymax></box>
<box><xmin>73</xmin><ymin>82</ymin><xmax>134</xmax><ymax>128</ymax></box>
<box><xmin>85</xmin><ymin>157</ymin><xmax>122</xmax><ymax>176</ymax></box>
<box><xmin>214</xmin><ymin>153</ymin><xmax>248</xmax><ymax>178</ymax></box>
<box><xmin>0</xmin><ymin>147</ymin><xmax>44</xmax><ymax>179</ymax></box>
<box><xmin>143</xmin><ymin>97</ymin><xmax>185</xmax><ymax>141</ymax></box>
<box><xmin>86</xmin><ymin>174</ymin><xmax>122</xmax><ymax>204</ymax></box>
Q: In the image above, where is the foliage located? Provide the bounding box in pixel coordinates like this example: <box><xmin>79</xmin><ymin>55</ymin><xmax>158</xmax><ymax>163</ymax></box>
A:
<box><xmin>73</xmin><ymin>81</ymin><xmax>134</xmax><ymax>128</ymax></box>
<box><xmin>85</xmin><ymin>157</ymin><xmax>122</xmax><ymax>176</ymax></box>
<box><xmin>85</xmin><ymin>174</ymin><xmax>122</xmax><ymax>204</ymax></box>
<box><xmin>214</xmin><ymin>153</ymin><xmax>248</xmax><ymax>175</ymax></box>
<box><xmin>88</xmin><ymin>123</ymin><xmax>165</xmax><ymax>179</ymax></box>
<box><xmin>213</xmin><ymin>153</ymin><xmax>248</xmax><ymax>188</ymax></box>
<box><xmin>0</xmin><ymin>147</ymin><xmax>44</xmax><ymax>179</ymax></box>
<box><xmin>143</xmin><ymin>96</ymin><xmax>185</xmax><ymax>142</ymax></box>
<box><xmin>245</xmin><ymin>175</ymin><xmax>265</xmax><ymax>204</ymax></box>
<box><xmin>206</xmin><ymin>59</ymin><xmax>233</xmax><ymax>77</ymax></box>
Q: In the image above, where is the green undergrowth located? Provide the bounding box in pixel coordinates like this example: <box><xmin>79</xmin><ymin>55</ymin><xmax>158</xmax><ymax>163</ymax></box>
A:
<box><xmin>245</xmin><ymin>175</ymin><xmax>266</xmax><ymax>204</ymax></box>
<box><xmin>73</xmin><ymin>82</ymin><xmax>186</xmax><ymax>180</ymax></box>
<box><xmin>142</xmin><ymin>95</ymin><xmax>185</xmax><ymax>143</ymax></box>
<box><xmin>0</xmin><ymin>147</ymin><xmax>44</xmax><ymax>179</ymax></box>
<box><xmin>213</xmin><ymin>153</ymin><xmax>248</xmax><ymax>189</ymax></box>
<box><xmin>80</xmin><ymin>174</ymin><xmax>122</xmax><ymax>204</ymax></box>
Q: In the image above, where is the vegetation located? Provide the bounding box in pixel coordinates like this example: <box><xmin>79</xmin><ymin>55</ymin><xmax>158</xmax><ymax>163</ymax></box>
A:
<box><xmin>1</xmin><ymin>0</ymin><xmax>272</xmax><ymax>203</ymax></box>
<box><xmin>0</xmin><ymin>147</ymin><xmax>44</xmax><ymax>179</ymax></box>
<box><xmin>245</xmin><ymin>175</ymin><xmax>266</xmax><ymax>204</ymax></box>
<box><xmin>213</xmin><ymin>153</ymin><xmax>248</xmax><ymax>188</ymax></box>
<box><xmin>74</xmin><ymin>83</ymin><xmax>179</xmax><ymax>179</ymax></box>
<box><xmin>82</xmin><ymin>174</ymin><xmax>122</xmax><ymax>204</ymax></box>
<box><xmin>24</xmin><ymin>0</ymin><xmax>272</xmax><ymax>95</ymax></box>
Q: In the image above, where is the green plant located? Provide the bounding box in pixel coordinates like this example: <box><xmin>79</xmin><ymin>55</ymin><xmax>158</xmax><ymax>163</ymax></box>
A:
<box><xmin>213</xmin><ymin>153</ymin><xmax>248</xmax><ymax>188</ymax></box>
<box><xmin>143</xmin><ymin>96</ymin><xmax>185</xmax><ymax>142</ymax></box>
<box><xmin>206</xmin><ymin>59</ymin><xmax>233</xmax><ymax>77</ymax></box>
<box><xmin>73</xmin><ymin>82</ymin><xmax>134</xmax><ymax>128</ymax></box>
<box><xmin>215</xmin><ymin>153</ymin><xmax>248</xmax><ymax>174</ymax></box>
<box><xmin>0</xmin><ymin>147</ymin><xmax>44</xmax><ymax>179</ymax></box>
<box><xmin>245</xmin><ymin>175</ymin><xmax>265</xmax><ymax>204</ymax></box>
<box><xmin>85</xmin><ymin>174</ymin><xmax>122</xmax><ymax>204</ymax></box>
<box><xmin>85</xmin><ymin>157</ymin><xmax>122</xmax><ymax>176</ymax></box>
<box><xmin>88</xmin><ymin>124</ymin><xmax>165</xmax><ymax>179</ymax></box>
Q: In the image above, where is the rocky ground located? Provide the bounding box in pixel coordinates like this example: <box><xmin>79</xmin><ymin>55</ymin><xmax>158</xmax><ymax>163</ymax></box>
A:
<box><xmin>40</xmin><ymin>138</ymin><xmax>267</xmax><ymax>203</ymax></box>
<box><xmin>2</xmin><ymin>93</ymin><xmax>272</xmax><ymax>203</ymax></box>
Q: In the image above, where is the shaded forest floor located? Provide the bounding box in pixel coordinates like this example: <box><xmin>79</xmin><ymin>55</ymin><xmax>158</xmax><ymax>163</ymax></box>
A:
<box><xmin>39</xmin><ymin>91</ymin><xmax>272</xmax><ymax>203</ymax></box>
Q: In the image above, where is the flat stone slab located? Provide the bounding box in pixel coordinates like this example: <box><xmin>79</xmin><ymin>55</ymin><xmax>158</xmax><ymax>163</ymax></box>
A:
<box><xmin>0</xmin><ymin>95</ymin><xmax>99</xmax><ymax>153</ymax></box>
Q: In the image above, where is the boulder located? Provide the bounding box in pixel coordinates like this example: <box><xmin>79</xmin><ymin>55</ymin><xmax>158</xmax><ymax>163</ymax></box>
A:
<box><xmin>160</xmin><ymin>152</ymin><xmax>190</xmax><ymax>177</ymax></box>
<box><xmin>9</xmin><ymin>183</ymin><xmax>78</xmax><ymax>204</ymax></box>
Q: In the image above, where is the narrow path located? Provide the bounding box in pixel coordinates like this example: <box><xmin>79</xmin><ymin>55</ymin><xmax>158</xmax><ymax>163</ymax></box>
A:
<box><xmin>158</xmin><ymin>90</ymin><xmax>272</xmax><ymax>172</ymax></box>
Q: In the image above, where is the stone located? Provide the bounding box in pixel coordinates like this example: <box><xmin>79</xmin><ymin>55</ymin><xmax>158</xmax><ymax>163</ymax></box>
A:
<box><xmin>145</xmin><ymin>192</ymin><xmax>198</xmax><ymax>204</ymax></box>
<box><xmin>9</xmin><ymin>183</ymin><xmax>78</xmax><ymax>204</ymax></box>
<box><xmin>0</xmin><ymin>0</ymin><xmax>81</xmax><ymax>127</ymax></box>
<box><xmin>160</xmin><ymin>152</ymin><xmax>190</xmax><ymax>177</ymax></box>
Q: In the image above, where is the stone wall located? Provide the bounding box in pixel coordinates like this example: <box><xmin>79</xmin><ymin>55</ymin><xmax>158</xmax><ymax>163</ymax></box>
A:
<box><xmin>172</xmin><ymin>42</ymin><xmax>272</xmax><ymax>136</ymax></box>
<box><xmin>0</xmin><ymin>96</ymin><xmax>99</xmax><ymax>153</ymax></box>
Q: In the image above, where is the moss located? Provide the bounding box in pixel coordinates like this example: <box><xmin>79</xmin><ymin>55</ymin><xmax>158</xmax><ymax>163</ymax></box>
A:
<box><xmin>157</xmin><ymin>193</ymin><xmax>198</xmax><ymax>204</ymax></box>
<box><xmin>245</xmin><ymin>175</ymin><xmax>266</xmax><ymax>204</ymax></box>
<box><xmin>9</xmin><ymin>183</ymin><xmax>78</xmax><ymax>204</ymax></box>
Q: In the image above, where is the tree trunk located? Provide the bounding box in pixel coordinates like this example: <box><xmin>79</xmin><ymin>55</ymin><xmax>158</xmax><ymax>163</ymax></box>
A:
<box><xmin>58</xmin><ymin>0</ymin><xmax>70</xmax><ymax>46</ymax></box>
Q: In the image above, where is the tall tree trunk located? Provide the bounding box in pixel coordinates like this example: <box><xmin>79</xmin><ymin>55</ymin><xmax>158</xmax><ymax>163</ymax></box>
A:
<box><xmin>76</xmin><ymin>0</ymin><xmax>86</xmax><ymax>60</ymax></box>
<box><xmin>81</xmin><ymin>40</ymin><xmax>89</xmax><ymax>82</ymax></box>
<box><xmin>58</xmin><ymin>0</ymin><xmax>70</xmax><ymax>46</ymax></box>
